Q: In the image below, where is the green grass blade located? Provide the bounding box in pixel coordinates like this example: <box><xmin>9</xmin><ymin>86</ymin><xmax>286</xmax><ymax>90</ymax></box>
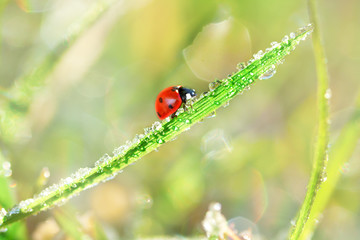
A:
<box><xmin>0</xmin><ymin>25</ymin><xmax>313</xmax><ymax>228</ymax></box>
<box><xmin>289</xmin><ymin>0</ymin><xmax>330</xmax><ymax>239</ymax></box>
<box><xmin>299</xmin><ymin>94</ymin><xmax>360</xmax><ymax>240</ymax></box>
<box><xmin>0</xmin><ymin>0</ymin><xmax>115</xmax><ymax>143</ymax></box>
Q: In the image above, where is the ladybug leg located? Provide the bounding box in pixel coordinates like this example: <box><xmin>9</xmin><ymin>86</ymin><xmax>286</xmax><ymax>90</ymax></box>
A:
<box><xmin>170</xmin><ymin>112</ymin><xmax>177</xmax><ymax>119</ymax></box>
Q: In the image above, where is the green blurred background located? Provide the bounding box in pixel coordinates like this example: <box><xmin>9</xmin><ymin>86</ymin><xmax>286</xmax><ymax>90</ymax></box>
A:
<box><xmin>0</xmin><ymin>0</ymin><xmax>359</xmax><ymax>239</ymax></box>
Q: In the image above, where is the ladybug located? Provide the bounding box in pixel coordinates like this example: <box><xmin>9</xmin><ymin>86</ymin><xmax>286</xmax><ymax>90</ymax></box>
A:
<box><xmin>155</xmin><ymin>85</ymin><xmax>196</xmax><ymax>120</ymax></box>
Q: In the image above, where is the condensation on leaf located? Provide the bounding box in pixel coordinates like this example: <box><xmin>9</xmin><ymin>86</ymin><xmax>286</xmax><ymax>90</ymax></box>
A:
<box><xmin>259</xmin><ymin>65</ymin><xmax>276</xmax><ymax>80</ymax></box>
<box><xmin>183</xmin><ymin>17</ymin><xmax>251</xmax><ymax>81</ymax></box>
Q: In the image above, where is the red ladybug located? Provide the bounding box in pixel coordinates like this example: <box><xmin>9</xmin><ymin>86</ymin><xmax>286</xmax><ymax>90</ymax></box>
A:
<box><xmin>155</xmin><ymin>85</ymin><xmax>196</xmax><ymax>120</ymax></box>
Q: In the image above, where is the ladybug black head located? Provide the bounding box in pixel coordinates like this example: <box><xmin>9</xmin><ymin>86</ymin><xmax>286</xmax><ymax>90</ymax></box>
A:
<box><xmin>178</xmin><ymin>87</ymin><xmax>196</xmax><ymax>103</ymax></box>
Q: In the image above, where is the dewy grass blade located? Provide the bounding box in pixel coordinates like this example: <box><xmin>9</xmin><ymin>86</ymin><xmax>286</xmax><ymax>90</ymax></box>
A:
<box><xmin>289</xmin><ymin>0</ymin><xmax>330</xmax><ymax>239</ymax></box>
<box><xmin>0</xmin><ymin>25</ymin><xmax>313</xmax><ymax>228</ymax></box>
<box><xmin>299</xmin><ymin>95</ymin><xmax>360</xmax><ymax>240</ymax></box>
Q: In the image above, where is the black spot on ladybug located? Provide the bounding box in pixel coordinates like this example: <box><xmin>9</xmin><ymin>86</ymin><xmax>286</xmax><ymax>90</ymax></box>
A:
<box><xmin>159</xmin><ymin>97</ymin><xmax>163</xmax><ymax>103</ymax></box>
<box><xmin>157</xmin><ymin>112</ymin><xmax>161</xmax><ymax>117</ymax></box>
<box><xmin>168</xmin><ymin>104</ymin><xmax>174</xmax><ymax>109</ymax></box>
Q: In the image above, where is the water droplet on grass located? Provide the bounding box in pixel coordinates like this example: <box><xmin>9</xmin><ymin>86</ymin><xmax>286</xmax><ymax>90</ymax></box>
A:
<box><xmin>270</xmin><ymin>41</ymin><xmax>279</xmax><ymax>48</ymax></box>
<box><xmin>282</xmin><ymin>35</ymin><xmax>289</xmax><ymax>44</ymax></box>
<box><xmin>42</xmin><ymin>167</ymin><xmax>51</xmax><ymax>179</ymax></box>
<box><xmin>156</xmin><ymin>138</ymin><xmax>164</xmax><ymax>144</ymax></box>
<box><xmin>290</xmin><ymin>219</ymin><xmax>296</xmax><ymax>226</ymax></box>
<box><xmin>259</xmin><ymin>65</ymin><xmax>276</xmax><ymax>80</ymax></box>
<box><xmin>209</xmin><ymin>80</ymin><xmax>222</xmax><ymax>91</ymax></box>
<box><xmin>152</xmin><ymin>121</ymin><xmax>162</xmax><ymax>131</ymax></box>
<box><xmin>206</xmin><ymin>111</ymin><xmax>216</xmax><ymax>119</ymax></box>
<box><xmin>324</xmin><ymin>88</ymin><xmax>332</xmax><ymax>99</ymax></box>
<box><xmin>237</xmin><ymin>62</ymin><xmax>246</xmax><ymax>71</ymax></box>
<box><xmin>253</xmin><ymin>50</ymin><xmax>264</xmax><ymax>60</ymax></box>
<box><xmin>0</xmin><ymin>208</ymin><xmax>7</xmax><ymax>225</ymax></box>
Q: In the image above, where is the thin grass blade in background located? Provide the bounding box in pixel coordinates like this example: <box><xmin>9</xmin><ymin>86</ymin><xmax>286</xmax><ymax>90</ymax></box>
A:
<box><xmin>289</xmin><ymin>0</ymin><xmax>331</xmax><ymax>239</ymax></box>
<box><xmin>0</xmin><ymin>0</ymin><xmax>115</xmax><ymax>144</ymax></box>
<box><xmin>299</xmin><ymin>94</ymin><xmax>360</xmax><ymax>239</ymax></box>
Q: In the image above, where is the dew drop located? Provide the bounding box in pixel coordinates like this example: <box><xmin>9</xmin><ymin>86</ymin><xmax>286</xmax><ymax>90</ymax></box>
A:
<box><xmin>152</xmin><ymin>121</ymin><xmax>162</xmax><ymax>131</ymax></box>
<box><xmin>185</xmin><ymin>119</ymin><xmax>191</xmax><ymax>124</ymax></box>
<box><xmin>259</xmin><ymin>65</ymin><xmax>276</xmax><ymax>80</ymax></box>
<box><xmin>270</xmin><ymin>41</ymin><xmax>279</xmax><ymax>48</ymax></box>
<box><xmin>156</xmin><ymin>138</ymin><xmax>164</xmax><ymax>144</ymax></box>
<box><xmin>95</xmin><ymin>154</ymin><xmax>112</xmax><ymax>167</ymax></box>
<box><xmin>42</xmin><ymin>167</ymin><xmax>51</xmax><ymax>179</ymax></box>
<box><xmin>0</xmin><ymin>228</ymin><xmax>7</xmax><ymax>233</ymax></box>
<box><xmin>209</xmin><ymin>80</ymin><xmax>222</xmax><ymax>91</ymax></box>
<box><xmin>144</xmin><ymin>127</ymin><xmax>152</xmax><ymax>135</ymax></box>
<box><xmin>290</xmin><ymin>32</ymin><xmax>296</xmax><ymax>39</ymax></box>
<box><xmin>7</xmin><ymin>206</ymin><xmax>20</xmax><ymax>216</ymax></box>
<box><xmin>223</xmin><ymin>101</ymin><xmax>230</xmax><ymax>108</ymax></box>
<box><xmin>282</xmin><ymin>35</ymin><xmax>289</xmax><ymax>44</ymax></box>
<box><xmin>206</xmin><ymin>111</ymin><xmax>216</xmax><ymax>119</ymax></box>
<box><xmin>236</xmin><ymin>62</ymin><xmax>246</xmax><ymax>71</ymax></box>
<box><xmin>320</xmin><ymin>175</ymin><xmax>327</xmax><ymax>182</ymax></box>
<box><xmin>324</xmin><ymin>88</ymin><xmax>332</xmax><ymax>100</ymax></box>
<box><xmin>172</xmin><ymin>126</ymin><xmax>179</xmax><ymax>131</ymax></box>
<box><xmin>214</xmin><ymin>101</ymin><xmax>220</xmax><ymax>106</ymax></box>
<box><xmin>253</xmin><ymin>50</ymin><xmax>264</xmax><ymax>60</ymax></box>
<box><xmin>0</xmin><ymin>208</ymin><xmax>7</xmax><ymax>225</ymax></box>
<box><xmin>290</xmin><ymin>219</ymin><xmax>296</xmax><ymax>226</ymax></box>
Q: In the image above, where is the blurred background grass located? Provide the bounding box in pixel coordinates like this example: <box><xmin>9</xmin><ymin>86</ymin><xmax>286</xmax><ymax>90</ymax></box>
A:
<box><xmin>0</xmin><ymin>0</ymin><xmax>359</xmax><ymax>239</ymax></box>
